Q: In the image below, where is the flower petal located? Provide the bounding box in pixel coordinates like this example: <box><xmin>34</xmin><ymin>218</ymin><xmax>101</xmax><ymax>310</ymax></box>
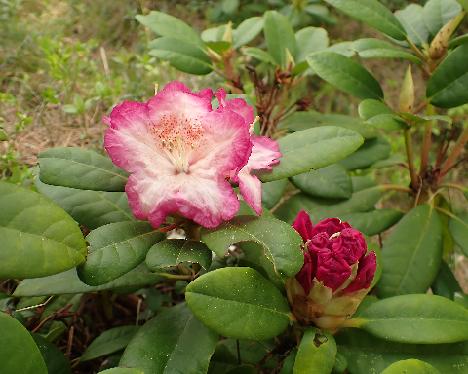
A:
<box><xmin>215</xmin><ymin>88</ymin><xmax>255</xmax><ymax>127</ymax></box>
<box><xmin>292</xmin><ymin>210</ymin><xmax>314</xmax><ymax>242</ymax></box>
<box><xmin>342</xmin><ymin>252</ymin><xmax>377</xmax><ymax>294</ymax></box>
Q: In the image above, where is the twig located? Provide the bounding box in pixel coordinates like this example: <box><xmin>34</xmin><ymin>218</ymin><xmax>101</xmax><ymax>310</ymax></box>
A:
<box><xmin>439</xmin><ymin>126</ymin><xmax>468</xmax><ymax>177</ymax></box>
<box><xmin>404</xmin><ymin>129</ymin><xmax>418</xmax><ymax>190</ymax></box>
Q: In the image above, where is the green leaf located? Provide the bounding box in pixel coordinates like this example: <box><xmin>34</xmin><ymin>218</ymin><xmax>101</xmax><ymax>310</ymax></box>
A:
<box><xmin>427</xmin><ymin>44</ymin><xmax>468</xmax><ymax>108</ymax></box>
<box><xmin>32</xmin><ymin>334</ymin><xmax>71</xmax><ymax>374</ymax></box>
<box><xmin>353</xmin><ymin>38</ymin><xmax>420</xmax><ymax>62</ymax></box>
<box><xmin>259</xmin><ymin>127</ymin><xmax>364</xmax><ymax>182</ymax></box>
<box><xmin>38</xmin><ymin>147</ymin><xmax>128</xmax><ymax>192</ymax></box>
<box><xmin>423</xmin><ymin>0</ymin><xmax>462</xmax><ymax>36</ymax></box>
<box><xmin>359</xmin><ymin>99</ymin><xmax>393</xmax><ymax>119</ymax></box>
<box><xmin>292</xmin><ymin>164</ymin><xmax>352</xmax><ymax>199</ymax></box>
<box><xmin>381</xmin><ymin>359</ymin><xmax>440</xmax><ymax>374</ymax></box>
<box><xmin>263</xmin><ymin>11</ymin><xmax>297</xmax><ymax>67</ymax></box>
<box><xmin>81</xmin><ymin>326</ymin><xmax>139</xmax><ymax>361</ymax></box>
<box><xmin>262</xmin><ymin>179</ymin><xmax>288</xmax><ymax>209</ymax></box>
<box><xmin>185</xmin><ymin>267</ymin><xmax>291</xmax><ymax>340</ymax></box>
<box><xmin>279</xmin><ymin>111</ymin><xmax>377</xmax><ymax>139</ymax></box>
<box><xmin>395</xmin><ymin>5</ymin><xmax>429</xmax><ymax>46</ymax></box>
<box><xmin>367</xmin><ymin>114</ymin><xmax>407</xmax><ymax>131</ymax></box>
<box><xmin>323</xmin><ymin>0</ymin><xmax>406</xmax><ymax>40</ymax></box>
<box><xmin>377</xmin><ymin>205</ymin><xmax>443</xmax><ymax>298</ymax></box>
<box><xmin>120</xmin><ymin>303</ymin><xmax>217</xmax><ymax>373</ymax></box>
<box><xmin>243</xmin><ymin>47</ymin><xmax>277</xmax><ymax>65</ymax></box>
<box><xmin>146</xmin><ymin>239</ymin><xmax>212</xmax><ymax>271</ymax></box>
<box><xmin>339</xmin><ymin>209</ymin><xmax>403</xmax><ymax>236</ymax></box>
<box><xmin>450</xmin><ymin>33</ymin><xmax>468</xmax><ymax>49</ymax></box>
<box><xmin>0</xmin><ymin>182</ymin><xmax>86</xmax><ymax>280</ymax></box>
<box><xmin>78</xmin><ymin>221</ymin><xmax>163</xmax><ymax>285</ymax></box>
<box><xmin>136</xmin><ymin>11</ymin><xmax>202</xmax><ymax>45</ymax></box>
<box><xmin>337</xmin><ymin>329</ymin><xmax>468</xmax><ymax>374</ymax></box>
<box><xmin>294</xmin><ymin>328</ymin><xmax>336</xmax><ymax>374</ymax></box>
<box><xmin>201</xmin><ymin>215</ymin><xmax>303</xmax><ymax>279</ymax></box>
<box><xmin>295</xmin><ymin>27</ymin><xmax>329</xmax><ymax>63</ymax></box>
<box><xmin>352</xmin><ymin>294</ymin><xmax>468</xmax><ymax>344</ymax></box>
<box><xmin>275</xmin><ymin>186</ymin><xmax>383</xmax><ymax>224</ymax></box>
<box><xmin>98</xmin><ymin>369</ymin><xmax>143</xmax><ymax>374</ymax></box>
<box><xmin>449</xmin><ymin>211</ymin><xmax>468</xmax><ymax>256</ymax></box>
<box><xmin>13</xmin><ymin>265</ymin><xmax>162</xmax><ymax>297</ymax></box>
<box><xmin>233</xmin><ymin>17</ymin><xmax>264</xmax><ymax>48</ymax></box>
<box><xmin>149</xmin><ymin>37</ymin><xmax>212</xmax><ymax>75</ymax></box>
<box><xmin>432</xmin><ymin>261</ymin><xmax>463</xmax><ymax>301</ymax></box>
<box><xmin>339</xmin><ymin>137</ymin><xmax>391</xmax><ymax>170</ymax></box>
<box><xmin>36</xmin><ymin>179</ymin><xmax>133</xmax><ymax>230</ymax></box>
<box><xmin>0</xmin><ymin>312</ymin><xmax>47</xmax><ymax>374</ymax></box>
<box><xmin>307</xmin><ymin>52</ymin><xmax>383</xmax><ymax>100</ymax></box>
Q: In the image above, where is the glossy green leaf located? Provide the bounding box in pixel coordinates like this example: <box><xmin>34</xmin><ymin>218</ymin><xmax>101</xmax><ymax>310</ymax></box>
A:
<box><xmin>450</xmin><ymin>33</ymin><xmax>468</xmax><ymax>49</ymax></box>
<box><xmin>38</xmin><ymin>147</ymin><xmax>128</xmax><ymax>192</ymax></box>
<box><xmin>352</xmin><ymin>294</ymin><xmax>468</xmax><ymax>344</ymax></box>
<box><xmin>353</xmin><ymin>38</ymin><xmax>419</xmax><ymax>62</ymax></box>
<box><xmin>201</xmin><ymin>216</ymin><xmax>303</xmax><ymax>279</ymax></box>
<box><xmin>120</xmin><ymin>303</ymin><xmax>217</xmax><ymax>373</ymax></box>
<box><xmin>0</xmin><ymin>182</ymin><xmax>86</xmax><ymax>279</ymax></box>
<box><xmin>295</xmin><ymin>27</ymin><xmax>329</xmax><ymax>63</ymax></box>
<box><xmin>337</xmin><ymin>329</ymin><xmax>468</xmax><ymax>374</ymax></box>
<box><xmin>14</xmin><ymin>265</ymin><xmax>162</xmax><ymax>297</ymax></box>
<box><xmin>432</xmin><ymin>261</ymin><xmax>463</xmax><ymax>300</ymax></box>
<box><xmin>279</xmin><ymin>111</ymin><xmax>376</xmax><ymax>139</ymax></box>
<box><xmin>136</xmin><ymin>11</ymin><xmax>202</xmax><ymax>45</ymax></box>
<box><xmin>449</xmin><ymin>211</ymin><xmax>468</xmax><ymax>256</ymax></box>
<box><xmin>323</xmin><ymin>0</ymin><xmax>406</xmax><ymax>40</ymax></box>
<box><xmin>78</xmin><ymin>221</ymin><xmax>164</xmax><ymax>285</ymax></box>
<box><xmin>307</xmin><ymin>52</ymin><xmax>383</xmax><ymax>100</ymax></box>
<box><xmin>259</xmin><ymin>127</ymin><xmax>364</xmax><ymax>182</ymax></box>
<box><xmin>423</xmin><ymin>0</ymin><xmax>462</xmax><ymax>36</ymax></box>
<box><xmin>81</xmin><ymin>326</ymin><xmax>139</xmax><ymax>361</ymax></box>
<box><xmin>275</xmin><ymin>186</ymin><xmax>383</xmax><ymax>224</ymax></box>
<box><xmin>263</xmin><ymin>11</ymin><xmax>296</xmax><ymax>67</ymax></box>
<box><xmin>339</xmin><ymin>209</ymin><xmax>403</xmax><ymax>236</ymax></box>
<box><xmin>146</xmin><ymin>239</ymin><xmax>212</xmax><ymax>271</ymax></box>
<box><xmin>339</xmin><ymin>137</ymin><xmax>391</xmax><ymax>170</ymax></box>
<box><xmin>395</xmin><ymin>5</ymin><xmax>429</xmax><ymax>46</ymax></box>
<box><xmin>427</xmin><ymin>44</ymin><xmax>468</xmax><ymax>108</ymax></box>
<box><xmin>359</xmin><ymin>99</ymin><xmax>393</xmax><ymax>119</ymax></box>
<box><xmin>381</xmin><ymin>359</ymin><xmax>440</xmax><ymax>374</ymax></box>
<box><xmin>294</xmin><ymin>328</ymin><xmax>336</xmax><ymax>374</ymax></box>
<box><xmin>367</xmin><ymin>114</ymin><xmax>407</xmax><ymax>131</ymax></box>
<box><xmin>32</xmin><ymin>334</ymin><xmax>71</xmax><ymax>374</ymax></box>
<box><xmin>233</xmin><ymin>17</ymin><xmax>264</xmax><ymax>48</ymax></box>
<box><xmin>149</xmin><ymin>37</ymin><xmax>212</xmax><ymax>75</ymax></box>
<box><xmin>243</xmin><ymin>47</ymin><xmax>277</xmax><ymax>65</ymax></box>
<box><xmin>262</xmin><ymin>179</ymin><xmax>288</xmax><ymax>209</ymax></box>
<box><xmin>186</xmin><ymin>267</ymin><xmax>291</xmax><ymax>340</ymax></box>
<box><xmin>0</xmin><ymin>312</ymin><xmax>47</xmax><ymax>374</ymax></box>
<box><xmin>292</xmin><ymin>164</ymin><xmax>352</xmax><ymax>199</ymax></box>
<box><xmin>377</xmin><ymin>205</ymin><xmax>443</xmax><ymax>297</ymax></box>
<box><xmin>351</xmin><ymin>176</ymin><xmax>377</xmax><ymax>192</ymax></box>
<box><xmin>36</xmin><ymin>179</ymin><xmax>133</xmax><ymax>230</ymax></box>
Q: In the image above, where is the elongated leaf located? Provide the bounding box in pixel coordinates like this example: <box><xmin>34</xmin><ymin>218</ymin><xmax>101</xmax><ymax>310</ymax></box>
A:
<box><xmin>432</xmin><ymin>261</ymin><xmax>463</xmax><ymax>301</ymax></box>
<box><xmin>340</xmin><ymin>209</ymin><xmax>403</xmax><ymax>236</ymax></box>
<box><xmin>136</xmin><ymin>11</ymin><xmax>202</xmax><ymax>45</ymax></box>
<box><xmin>78</xmin><ymin>221</ymin><xmax>164</xmax><ymax>285</ymax></box>
<box><xmin>81</xmin><ymin>326</ymin><xmax>139</xmax><ymax>361</ymax></box>
<box><xmin>201</xmin><ymin>216</ymin><xmax>303</xmax><ymax>279</ymax></box>
<box><xmin>32</xmin><ymin>334</ymin><xmax>71</xmax><ymax>374</ymax></box>
<box><xmin>294</xmin><ymin>328</ymin><xmax>336</xmax><ymax>374</ymax></box>
<box><xmin>324</xmin><ymin>0</ymin><xmax>406</xmax><ymax>40</ymax></box>
<box><xmin>243</xmin><ymin>47</ymin><xmax>277</xmax><ymax>65</ymax></box>
<box><xmin>146</xmin><ymin>239</ymin><xmax>212</xmax><ymax>271</ymax></box>
<box><xmin>186</xmin><ymin>267</ymin><xmax>291</xmax><ymax>340</ymax></box>
<box><xmin>339</xmin><ymin>137</ymin><xmax>391</xmax><ymax>170</ymax></box>
<box><xmin>377</xmin><ymin>205</ymin><xmax>443</xmax><ymax>297</ymax></box>
<box><xmin>259</xmin><ymin>127</ymin><xmax>364</xmax><ymax>182</ymax></box>
<box><xmin>263</xmin><ymin>11</ymin><xmax>296</xmax><ymax>67</ymax></box>
<box><xmin>14</xmin><ymin>265</ymin><xmax>162</xmax><ymax>297</ymax></box>
<box><xmin>423</xmin><ymin>0</ymin><xmax>462</xmax><ymax>36</ymax></box>
<box><xmin>292</xmin><ymin>164</ymin><xmax>352</xmax><ymax>199</ymax></box>
<box><xmin>36</xmin><ymin>179</ymin><xmax>134</xmax><ymax>230</ymax></box>
<box><xmin>449</xmin><ymin>211</ymin><xmax>468</xmax><ymax>256</ymax></box>
<box><xmin>427</xmin><ymin>44</ymin><xmax>468</xmax><ymax>108</ymax></box>
<box><xmin>352</xmin><ymin>294</ymin><xmax>468</xmax><ymax>344</ymax></box>
<box><xmin>395</xmin><ymin>5</ymin><xmax>429</xmax><ymax>46</ymax></box>
<box><xmin>0</xmin><ymin>312</ymin><xmax>47</xmax><ymax>374</ymax></box>
<box><xmin>381</xmin><ymin>359</ymin><xmax>440</xmax><ymax>374</ymax></box>
<box><xmin>275</xmin><ymin>186</ymin><xmax>383</xmax><ymax>224</ymax></box>
<box><xmin>0</xmin><ymin>182</ymin><xmax>86</xmax><ymax>279</ymax></box>
<box><xmin>262</xmin><ymin>179</ymin><xmax>288</xmax><ymax>209</ymax></box>
<box><xmin>295</xmin><ymin>27</ymin><xmax>329</xmax><ymax>63</ymax></box>
<box><xmin>279</xmin><ymin>111</ymin><xmax>376</xmax><ymax>139</ymax></box>
<box><xmin>233</xmin><ymin>17</ymin><xmax>263</xmax><ymax>48</ymax></box>
<box><xmin>353</xmin><ymin>38</ymin><xmax>419</xmax><ymax>62</ymax></box>
<box><xmin>38</xmin><ymin>147</ymin><xmax>128</xmax><ymax>192</ymax></box>
<box><xmin>359</xmin><ymin>99</ymin><xmax>393</xmax><ymax>119</ymax></box>
<box><xmin>307</xmin><ymin>52</ymin><xmax>383</xmax><ymax>100</ymax></box>
<box><xmin>337</xmin><ymin>329</ymin><xmax>468</xmax><ymax>374</ymax></box>
<box><xmin>120</xmin><ymin>303</ymin><xmax>217</xmax><ymax>373</ymax></box>
<box><xmin>149</xmin><ymin>37</ymin><xmax>212</xmax><ymax>75</ymax></box>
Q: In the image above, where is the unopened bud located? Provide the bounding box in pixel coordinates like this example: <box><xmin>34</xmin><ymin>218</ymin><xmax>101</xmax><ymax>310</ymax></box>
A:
<box><xmin>399</xmin><ymin>66</ymin><xmax>414</xmax><ymax>113</ymax></box>
<box><xmin>429</xmin><ymin>12</ymin><xmax>465</xmax><ymax>60</ymax></box>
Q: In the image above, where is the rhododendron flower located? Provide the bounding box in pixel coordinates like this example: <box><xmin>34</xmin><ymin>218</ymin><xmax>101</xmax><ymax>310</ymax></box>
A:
<box><xmin>286</xmin><ymin>210</ymin><xmax>377</xmax><ymax>331</ymax></box>
<box><xmin>104</xmin><ymin>82</ymin><xmax>280</xmax><ymax>228</ymax></box>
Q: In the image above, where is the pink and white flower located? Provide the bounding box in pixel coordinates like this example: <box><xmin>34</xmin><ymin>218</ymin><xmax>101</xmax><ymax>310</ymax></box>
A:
<box><xmin>104</xmin><ymin>82</ymin><xmax>280</xmax><ymax>228</ymax></box>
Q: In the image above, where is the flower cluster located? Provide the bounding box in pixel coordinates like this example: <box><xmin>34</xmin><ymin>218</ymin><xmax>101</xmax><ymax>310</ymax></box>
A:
<box><xmin>286</xmin><ymin>210</ymin><xmax>376</xmax><ymax>331</ymax></box>
<box><xmin>104</xmin><ymin>82</ymin><xmax>280</xmax><ymax>228</ymax></box>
